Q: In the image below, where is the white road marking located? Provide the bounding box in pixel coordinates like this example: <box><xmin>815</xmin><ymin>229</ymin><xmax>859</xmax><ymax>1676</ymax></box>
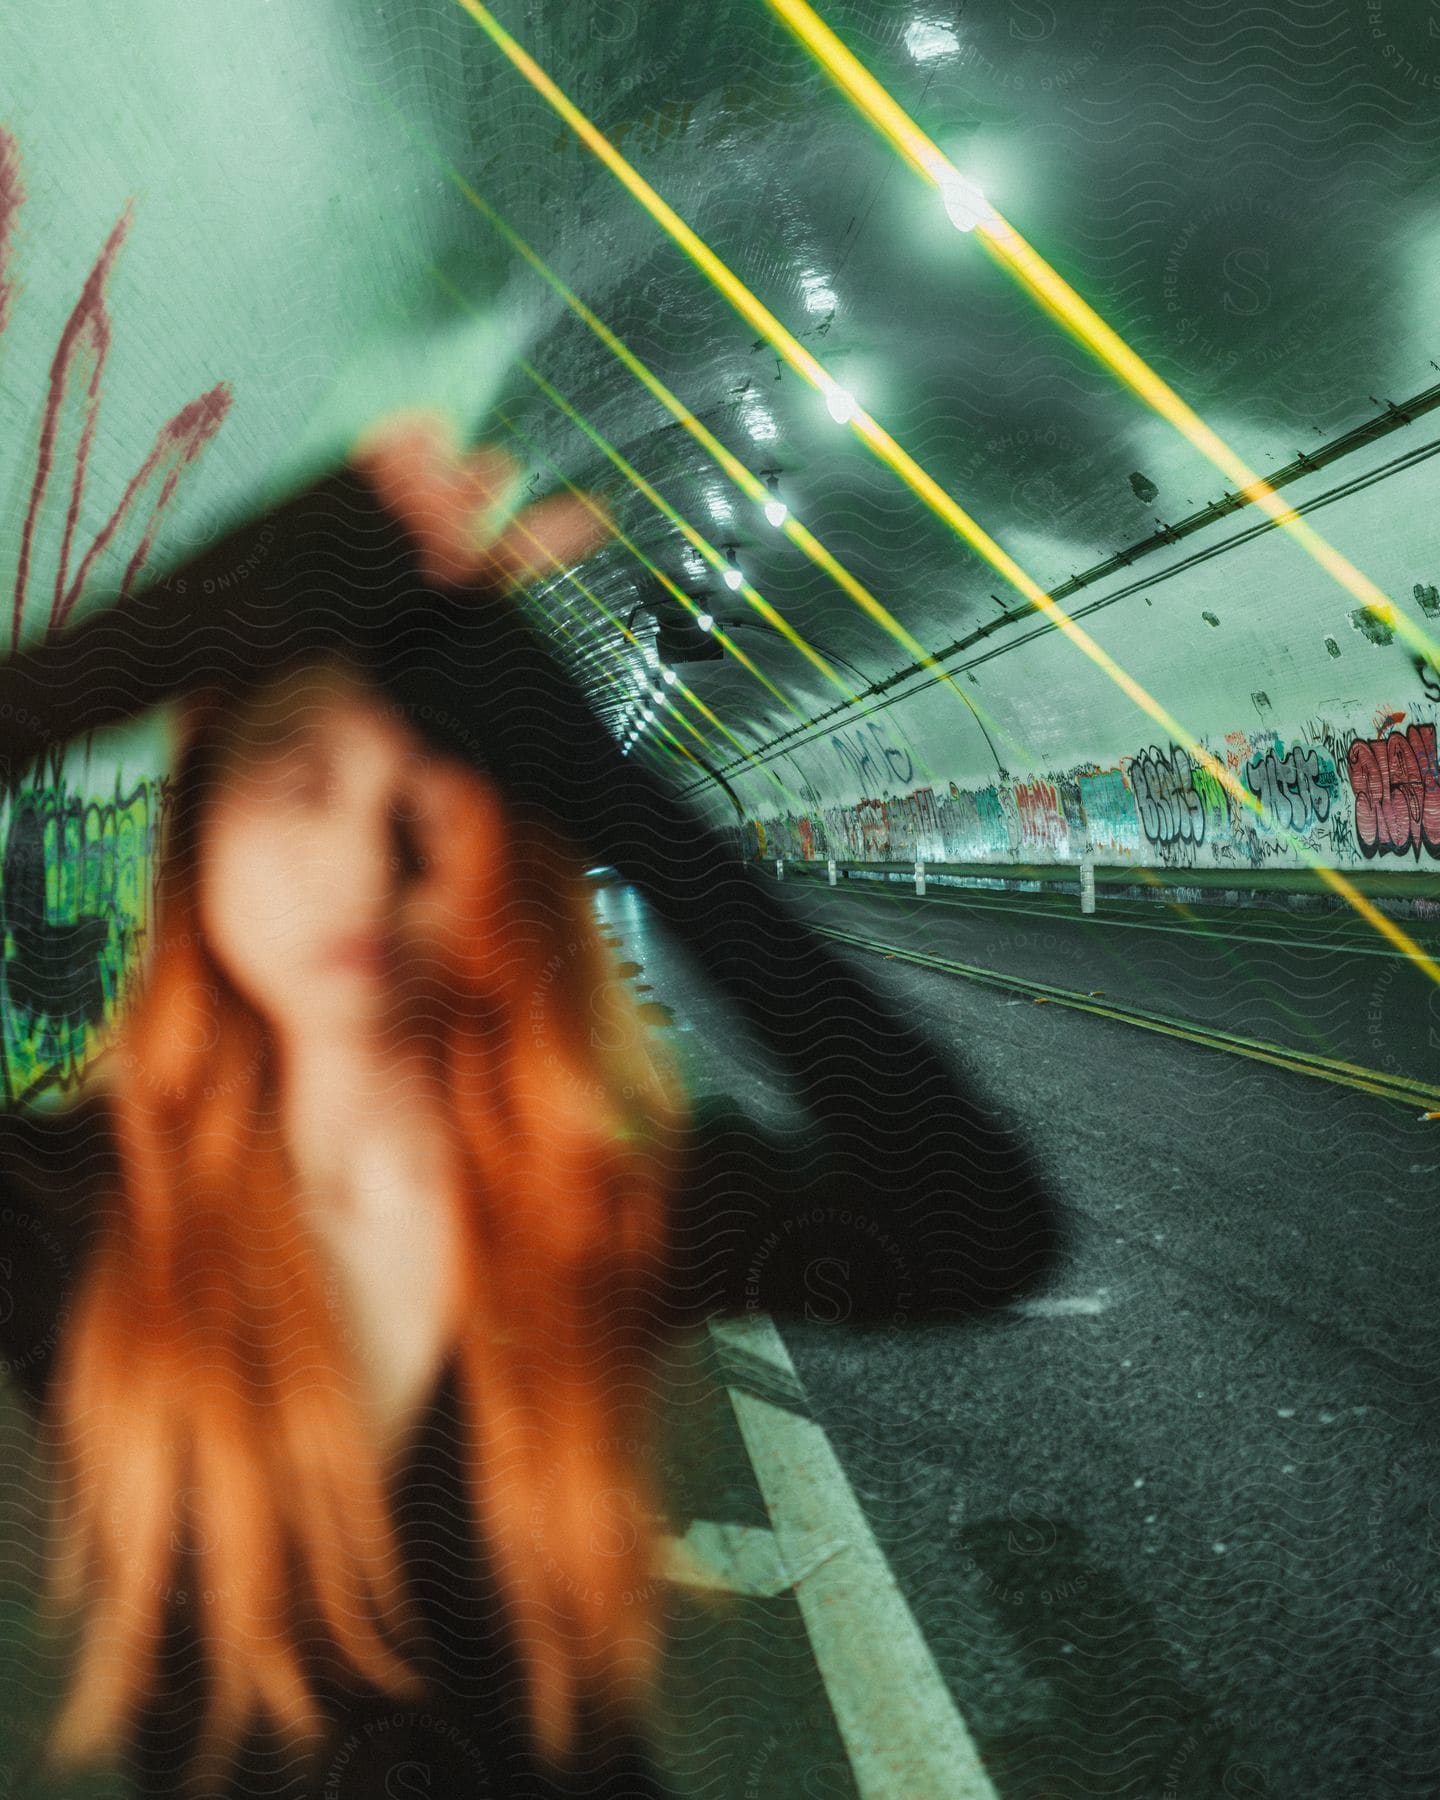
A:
<box><xmin>655</xmin><ymin>1516</ymin><xmax>847</xmax><ymax>1597</ymax></box>
<box><xmin>708</xmin><ymin>1312</ymin><xmax>1001</xmax><ymax>1800</ymax></box>
<box><xmin>1009</xmin><ymin>1293</ymin><xmax>1110</xmax><ymax>1318</ymax></box>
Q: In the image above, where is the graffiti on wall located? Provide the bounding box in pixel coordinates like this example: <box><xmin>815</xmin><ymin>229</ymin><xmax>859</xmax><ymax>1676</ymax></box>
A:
<box><xmin>1347</xmin><ymin>723</ymin><xmax>1440</xmax><ymax>861</ymax></box>
<box><xmin>879</xmin><ymin>786</ymin><xmax>945</xmax><ymax>861</ymax></box>
<box><xmin>740</xmin><ymin>693</ymin><xmax>1440</xmax><ymax>874</ymax></box>
<box><xmin>935</xmin><ymin>783</ymin><xmax>1010</xmax><ymax>861</ymax></box>
<box><xmin>829</xmin><ymin>721</ymin><xmax>915</xmax><ymax>792</ymax></box>
<box><xmin>1128</xmin><ymin>744</ymin><xmax>1207</xmax><ymax>852</ymax></box>
<box><xmin>0</xmin><ymin>774</ymin><xmax>170</xmax><ymax>1104</ymax></box>
<box><xmin>1013</xmin><ymin>777</ymin><xmax>1068</xmax><ymax>856</ymax></box>
<box><xmin>1076</xmin><ymin>768</ymin><xmax>1140</xmax><ymax>856</ymax></box>
<box><xmin>856</xmin><ymin>795</ymin><xmax>889</xmax><ymax>858</ymax></box>
<box><xmin>2</xmin><ymin>127</ymin><xmax>232</xmax><ymax>656</ymax></box>
<box><xmin>1242</xmin><ymin>743</ymin><xmax>1334</xmax><ymax>835</ymax></box>
<box><xmin>0</xmin><ymin>123</ymin><xmax>232</xmax><ymax>1102</ymax></box>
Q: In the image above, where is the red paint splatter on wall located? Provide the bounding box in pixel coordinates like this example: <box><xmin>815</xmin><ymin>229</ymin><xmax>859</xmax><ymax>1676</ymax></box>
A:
<box><xmin>1</xmin><ymin>129</ymin><xmax>232</xmax><ymax>654</ymax></box>
<box><xmin>0</xmin><ymin>129</ymin><xmax>23</xmax><ymax>339</ymax></box>
<box><xmin>58</xmin><ymin>386</ymin><xmax>232</xmax><ymax>633</ymax></box>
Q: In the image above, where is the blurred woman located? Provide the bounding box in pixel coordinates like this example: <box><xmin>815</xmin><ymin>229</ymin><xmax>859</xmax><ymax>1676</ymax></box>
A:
<box><xmin>0</xmin><ymin>413</ymin><xmax>1063</xmax><ymax>1798</ymax></box>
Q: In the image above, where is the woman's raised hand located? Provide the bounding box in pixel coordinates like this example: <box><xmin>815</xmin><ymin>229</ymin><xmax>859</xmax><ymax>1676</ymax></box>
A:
<box><xmin>349</xmin><ymin>409</ymin><xmax>608</xmax><ymax>592</ymax></box>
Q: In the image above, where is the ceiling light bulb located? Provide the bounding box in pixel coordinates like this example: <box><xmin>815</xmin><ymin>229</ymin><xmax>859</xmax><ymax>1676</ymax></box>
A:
<box><xmin>696</xmin><ymin>611</ymin><xmax>714</xmax><ymax>632</ymax></box>
<box><xmin>723</xmin><ymin>547</ymin><xmax>744</xmax><ymax>591</ymax></box>
<box><xmin>940</xmin><ymin>170</ymin><xmax>995</xmax><ymax>233</ymax></box>
<box><xmin>663</xmin><ymin>668</ymin><xmax>677</xmax><ymax>684</ymax></box>
<box><xmin>762</xmin><ymin>472</ymin><xmax>787</xmax><ymax>527</ymax></box>
<box><xmin>822</xmin><ymin>380</ymin><xmax>856</xmax><ymax>425</ymax></box>
<box><xmin>905</xmin><ymin>19</ymin><xmax>960</xmax><ymax>62</ymax></box>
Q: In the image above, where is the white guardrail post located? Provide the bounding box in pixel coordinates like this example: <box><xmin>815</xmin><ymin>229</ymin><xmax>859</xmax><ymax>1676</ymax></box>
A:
<box><xmin>1080</xmin><ymin>853</ymin><xmax>1096</xmax><ymax>914</ymax></box>
<box><xmin>914</xmin><ymin>859</ymin><xmax>926</xmax><ymax>897</ymax></box>
<box><xmin>827</xmin><ymin>858</ymin><xmax>837</xmax><ymax>886</ymax></box>
<box><xmin>776</xmin><ymin>857</ymin><xmax>784</xmax><ymax>880</ymax></box>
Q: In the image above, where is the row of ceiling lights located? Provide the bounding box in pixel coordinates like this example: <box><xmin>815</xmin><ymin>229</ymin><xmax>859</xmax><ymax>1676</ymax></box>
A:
<box><xmin>619</xmin><ymin>644</ymin><xmax>679</xmax><ymax>753</ymax></box>
<box><xmin>710</xmin><ymin>468</ymin><xmax>787</xmax><ymax>613</ymax></box>
<box><xmin>618</xmin><ymin>474</ymin><xmax>793</xmax><ymax>750</ymax></box>
<box><xmin>618</xmin><ymin>165</ymin><xmax>1000</xmax><ymax>752</ymax></box>
<box><xmin>614</xmin><ymin>464</ymin><xmax>799</xmax><ymax>750</ymax></box>
<box><xmin>618</xmin><ymin>170</ymin><xmax>1002</xmax><ymax>758</ymax></box>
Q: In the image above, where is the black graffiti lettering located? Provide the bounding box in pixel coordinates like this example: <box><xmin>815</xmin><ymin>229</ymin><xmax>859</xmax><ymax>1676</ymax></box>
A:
<box><xmin>866</xmin><ymin>720</ymin><xmax>914</xmax><ymax>786</ymax></box>
<box><xmin>1413</xmin><ymin>654</ymin><xmax>1440</xmax><ymax>704</ymax></box>
<box><xmin>1129</xmin><ymin>745</ymin><xmax>1205</xmax><ymax>847</ymax></box>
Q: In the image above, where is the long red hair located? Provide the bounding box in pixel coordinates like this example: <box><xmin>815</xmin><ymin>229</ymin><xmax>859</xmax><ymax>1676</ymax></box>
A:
<box><xmin>32</xmin><ymin>657</ymin><xmax>693</xmax><ymax>1793</ymax></box>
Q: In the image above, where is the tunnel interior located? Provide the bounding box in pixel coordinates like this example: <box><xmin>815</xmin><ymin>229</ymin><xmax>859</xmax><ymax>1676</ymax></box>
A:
<box><xmin>1</xmin><ymin>5</ymin><xmax>1439</xmax><ymax>1799</ymax></box>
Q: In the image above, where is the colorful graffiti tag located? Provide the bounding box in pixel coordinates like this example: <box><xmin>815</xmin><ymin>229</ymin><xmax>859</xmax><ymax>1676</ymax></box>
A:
<box><xmin>740</xmin><ymin>700</ymin><xmax>1440</xmax><ymax>874</ymax></box>
<box><xmin>1347</xmin><ymin>724</ymin><xmax>1440</xmax><ymax>860</ymax></box>
<box><xmin>935</xmin><ymin>784</ymin><xmax>1010</xmax><ymax>861</ymax></box>
<box><xmin>0</xmin><ymin>775</ymin><xmax>170</xmax><ymax>1104</ymax></box>
<box><xmin>0</xmin><ymin>124</ymin><xmax>231</xmax><ymax>1102</ymax></box>
<box><xmin>1077</xmin><ymin>768</ymin><xmax>1140</xmax><ymax>857</ymax></box>
<box><xmin>1013</xmin><ymin>776</ymin><xmax>1069</xmax><ymax>856</ymax></box>
<box><xmin>1242</xmin><ymin>744</ymin><xmax>1333</xmax><ymax>835</ymax></box>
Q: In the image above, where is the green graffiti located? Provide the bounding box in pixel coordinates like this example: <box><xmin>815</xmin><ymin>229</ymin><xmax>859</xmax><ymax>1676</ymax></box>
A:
<box><xmin>1190</xmin><ymin>759</ymin><xmax>1231</xmax><ymax>841</ymax></box>
<box><xmin>1</xmin><ymin>773</ymin><xmax>168</xmax><ymax>1107</ymax></box>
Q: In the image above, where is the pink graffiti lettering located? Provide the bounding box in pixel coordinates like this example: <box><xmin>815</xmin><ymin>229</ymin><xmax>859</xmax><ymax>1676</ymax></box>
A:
<box><xmin>1347</xmin><ymin>724</ymin><xmax>1440</xmax><ymax>860</ymax></box>
<box><xmin>1013</xmin><ymin>777</ymin><xmax>1067</xmax><ymax>852</ymax></box>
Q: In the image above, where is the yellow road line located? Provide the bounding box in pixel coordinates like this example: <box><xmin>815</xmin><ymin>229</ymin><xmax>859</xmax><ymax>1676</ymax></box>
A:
<box><xmin>813</xmin><ymin>924</ymin><xmax>1440</xmax><ymax>1110</ymax></box>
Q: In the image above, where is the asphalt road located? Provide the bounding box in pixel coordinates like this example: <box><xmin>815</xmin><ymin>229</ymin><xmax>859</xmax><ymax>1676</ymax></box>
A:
<box><xmin>600</xmin><ymin>872</ymin><xmax>1440</xmax><ymax>1800</ymax></box>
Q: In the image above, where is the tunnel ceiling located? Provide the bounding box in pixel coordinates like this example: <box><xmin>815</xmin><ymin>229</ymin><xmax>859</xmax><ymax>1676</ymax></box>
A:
<box><xmin>5</xmin><ymin>2</ymin><xmax>1440</xmax><ymax>788</ymax></box>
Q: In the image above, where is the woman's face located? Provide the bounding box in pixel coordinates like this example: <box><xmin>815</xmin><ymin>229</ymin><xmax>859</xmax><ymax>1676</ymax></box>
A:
<box><xmin>196</xmin><ymin>685</ymin><xmax>500</xmax><ymax>1046</ymax></box>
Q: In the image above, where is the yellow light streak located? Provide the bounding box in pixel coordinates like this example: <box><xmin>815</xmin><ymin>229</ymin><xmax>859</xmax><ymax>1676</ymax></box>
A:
<box><xmin>502</xmin><ymin>490</ymin><xmax>807</xmax><ymax>807</ymax></box>
<box><xmin>446</xmin><ymin>0</ymin><xmax>1440</xmax><ymax>983</ymax></box>
<box><xmin>445</xmin><ymin>4</ymin><xmax>1045</xmax><ymax>685</ymax></box>
<box><xmin>515</xmin><ymin>358</ymin><xmax>851</xmax><ymax>706</ymax></box>
<box><xmin>492</xmin><ymin>403</ymin><xmax>797</xmax><ymax>800</ymax></box>
<box><xmin>763</xmin><ymin>0</ymin><xmax>1440</xmax><ymax>672</ymax></box>
<box><xmin>369</xmin><ymin>85</ymin><xmax>1026</xmax><ymax>770</ymax></box>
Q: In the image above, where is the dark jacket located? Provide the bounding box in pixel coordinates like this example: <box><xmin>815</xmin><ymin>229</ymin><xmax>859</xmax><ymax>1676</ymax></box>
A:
<box><xmin>0</xmin><ymin>465</ymin><xmax>1065</xmax><ymax>1796</ymax></box>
